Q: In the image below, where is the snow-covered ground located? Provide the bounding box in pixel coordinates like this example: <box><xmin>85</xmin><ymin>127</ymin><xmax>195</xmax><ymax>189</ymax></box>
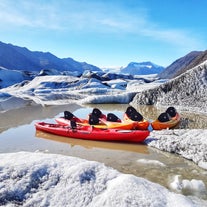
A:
<box><xmin>0</xmin><ymin>67</ymin><xmax>33</xmax><ymax>88</ymax></box>
<box><xmin>148</xmin><ymin>129</ymin><xmax>207</xmax><ymax>170</ymax></box>
<box><xmin>0</xmin><ymin>151</ymin><xmax>207</xmax><ymax>207</ymax></box>
<box><xmin>0</xmin><ymin>69</ymin><xmax>161</xmax><ymax>106</ymax></box>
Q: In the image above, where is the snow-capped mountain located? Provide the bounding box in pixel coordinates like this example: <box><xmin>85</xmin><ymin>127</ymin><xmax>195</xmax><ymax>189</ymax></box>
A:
<box><xmin>120</xmin><ymin>61</ymin><xmax>164</xmax><ymax>75</ymax></box>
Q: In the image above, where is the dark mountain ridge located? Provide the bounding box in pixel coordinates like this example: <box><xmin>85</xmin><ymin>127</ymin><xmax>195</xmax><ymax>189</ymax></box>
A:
<box><xmin>0</xmin><ymin>41</ymin><xmax>101</xmax><ymax>73</ymax></box>
<box><xmin>158</xmin><ymin>51</ymin><xmax>207</xmax><ymax>79</ymax></box>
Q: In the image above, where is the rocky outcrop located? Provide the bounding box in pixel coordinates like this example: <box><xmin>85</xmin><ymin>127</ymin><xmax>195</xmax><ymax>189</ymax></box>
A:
<box><xmin>130</xmin><ymin>61</ymin><xmax>207</xmax><ymax>113</ymax></box>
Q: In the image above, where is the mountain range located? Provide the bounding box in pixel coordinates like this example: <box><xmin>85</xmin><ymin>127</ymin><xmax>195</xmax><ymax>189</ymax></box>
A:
<box><xmin>0</xmin><ymin>41</ymin><xmax>101</xmax><ymax>74</ymax></box>
<box><xmin>159</xmin><ymin>50</ymin><xmax>207</xmax><ymax>79</ymax></box>
<box><xmin>1</xmin><ymin>40</ymin><xmax>207</xmax><ymax>83</ymax></box>
<box><xmin>0</xmin><ymin>41</ymin><xmax>165</xmax><ymax>76</ymax></box>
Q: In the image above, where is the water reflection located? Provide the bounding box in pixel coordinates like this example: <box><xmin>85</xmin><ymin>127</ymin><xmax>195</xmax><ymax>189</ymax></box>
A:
<box><xmin>35</xmin><ymin>130</ymin><xmax>149</xmax><ymax>154</ymax></box>
<box><xmin>0</xmin><ymin>103</ymin><xmax>82</xmax><ymax>133</ymax></box>
<box><xmin>179</xmin><ymin>112</ymin><xmax>207</xmax><ymax>129</ymax></box>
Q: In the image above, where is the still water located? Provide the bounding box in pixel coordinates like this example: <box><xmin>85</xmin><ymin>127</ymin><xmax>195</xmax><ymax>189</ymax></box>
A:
<box><xmin>0</xmin><ymin>103</ymin><xmax>207</xmax><ymax>199</ymax></box>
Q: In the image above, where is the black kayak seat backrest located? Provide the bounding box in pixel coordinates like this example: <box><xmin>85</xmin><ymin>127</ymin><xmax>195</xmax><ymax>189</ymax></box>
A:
<box><xmin>129</xmin><ymin>111</ymin><xmax>143</xmax><ymax>121</ymax></box>
<box><xmin>157</xmin><ymin>112</ymin><xmax>171</xmax><ymax>122</ymax></box>
<box><xmin>107</xmin><ymin>113</ymin><xmax>121</xmax><ymax>122</ymax></box>
<box><xmin>166</xmin><ymin>107</ymin><xmax>177</xmax><ymax>117</ymax></box>
<box><xmin>92</xmin><ymin>108</ymin><xmax>102</xmax><ymax>118</ymax></box>
<box><xmin>125</xmin><ymin>106</ymin><xmax>137</xmax><ymax>117</ymax></box>
<box><xmin>64</xmin><ymin>111</ymin><xmax>74</xmax><ymax>120</ymax></box>
<box><xmin>70</xmin><ymin>120</ymin><xmax>77</xmax><ymax>129</ymax></box>
<box><xmin>89</xmin><ymin>114</ymin><xmax>100</xmax><ymax>125</ymax></box>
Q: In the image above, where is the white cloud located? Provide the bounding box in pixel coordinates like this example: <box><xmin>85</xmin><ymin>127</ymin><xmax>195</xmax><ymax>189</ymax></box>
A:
<box><xmin>0</xmin><ymin>0</ymin><xmax>62</xmax><ymax>29</ymax></box>
<box><xmin>0</xmin><ymin>0</ymin><xmax>203</xmax><ymax>49</ymax></box>
<box><xmin>139</xmin><ymin>26</ymin><xmax>202</xmax><ymax>49</ymax></box>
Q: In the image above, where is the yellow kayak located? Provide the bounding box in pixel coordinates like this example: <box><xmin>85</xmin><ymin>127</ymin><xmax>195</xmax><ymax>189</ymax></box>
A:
<box><xmin>123</xmin><ymin>106</ymin><xmax>150</xmax><ymax>130</ymax></box>
<box><xmin>123</xmin><ymin>114</ymin><xmax>150</xmax><ymax>130</ymax></box>
<box><xmin>55</xmin><ymin>117</ymin><xmax>136</xmax><ymax>130</ymax></box>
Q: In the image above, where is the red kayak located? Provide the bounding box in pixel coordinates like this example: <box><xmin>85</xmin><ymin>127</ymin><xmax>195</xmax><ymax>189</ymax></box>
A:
<box><xmin>35</xmin><ymin>122</ymin><xmax>150</xmax><ymax>143</ymax></box>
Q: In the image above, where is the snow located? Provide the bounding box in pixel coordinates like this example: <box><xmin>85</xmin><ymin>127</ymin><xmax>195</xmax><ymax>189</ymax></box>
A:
<box><xmin>147</xmin><ymin>129</ymin><xmax>207</xmax><ymax>170</ymax></box>
<box><xmin>0</xmin><ymin>75</ymin><xmax>138</xmax><ymax>105</ymax></box>
<box><xmin>0</xmin><ymin>151</ymin><xmax>206</xmax><ymax>207</ymax></box>
<box><xmin>126</xmin><ymin>79</ymin><xmax>163</xmax><ymax>92</ymax></box>
<box><xmin>169</xmin><ymin>175</ymin><xmax>206</xmax><ymax>197</ymax></box>
<box><xmin>80</xmin><ymin>92</ymin><xmax>136</xmax><ymax>104</ymax></box>
<box><xmin>137</xmin><ymin>158</ymin><xmax>166</xmax><ymax>167</ymax></box>
<box><xmin>0</xmin><ymin>67</ymin><xmax>32</xmax><ymax>88</ymax></box>
<box><xmin>0</xmin><ymin>71</ymin><xmax>164</xmax><ymax>107</ymax></box>
<box><xmin>120</xmin><ymin>62</ymin><xmax>164</xmax><ymax>75</ymax></box>
<box><xmin>170</xmin><ymin>175</ymin><xmax>206</xmax><ymax>199</ymax></box>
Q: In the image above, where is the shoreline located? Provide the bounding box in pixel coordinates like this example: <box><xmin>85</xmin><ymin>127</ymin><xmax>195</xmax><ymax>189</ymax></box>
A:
<box><xmin>147</xmin><ymin>129</ymin><xmax>207</xmax><ymax>170</ymax></box>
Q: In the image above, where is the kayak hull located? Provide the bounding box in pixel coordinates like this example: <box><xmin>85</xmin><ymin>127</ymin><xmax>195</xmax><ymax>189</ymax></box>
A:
<box><xmin>151</xmin><ymin>113</ymin><xmax>181</xmax><ymax>130</ymax></box>
<box><xmin>35</xmin><ymin>122</ymin><xmax>150</xmax><ymax>143</ymax></box>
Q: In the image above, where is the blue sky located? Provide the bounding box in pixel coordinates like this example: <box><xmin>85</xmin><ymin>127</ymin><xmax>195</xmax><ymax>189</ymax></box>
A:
<box><xmin>0</xmin><ymin>0</ymin><xmax>206</xmax><ymax>68</ymax></box>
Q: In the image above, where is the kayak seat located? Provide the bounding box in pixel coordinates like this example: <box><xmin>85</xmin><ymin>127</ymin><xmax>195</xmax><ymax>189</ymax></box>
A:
<box><xmin>92</xmin><ymin>108</ymin><xmax>103</xmax><ymax>118</ymax></box>
<box><xmin>157</xmin><ymin>112</ymin><xmax>171</xmax><ymax>122</ymax></box>
<box><xmin>64</xmin><ymin>111</ymin><xmax>74</xmax><ymax>120</ymax></box>
<box><xmin>129</xmin><ymin>111</ymin><xmax>143</xmax><ymax>122</ymax></box>
<box><xmin>89</xmin><ymin>114</ymin><xmax>100</xmax><ymax>125</ymax></box>
<box><xmin>107</xmin><ymin>113</ymin><xmax>121</xmax><ymax>122</ymax></box>
<box><xmin>166</xmin><ymin>107</ymin><xmax>177</xmax><ymax>117</ymax></box>
<box><xmin>125</xmin><ymin>106</ymin><xmax>137</xmax><ymax>117</ymax></box>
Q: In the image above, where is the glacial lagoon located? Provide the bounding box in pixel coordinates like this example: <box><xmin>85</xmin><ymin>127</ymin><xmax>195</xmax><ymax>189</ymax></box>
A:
<box><xmin>0</xmin><ymin>103</ymin><xmax>207</xmax><ymax>199</ymax></box>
